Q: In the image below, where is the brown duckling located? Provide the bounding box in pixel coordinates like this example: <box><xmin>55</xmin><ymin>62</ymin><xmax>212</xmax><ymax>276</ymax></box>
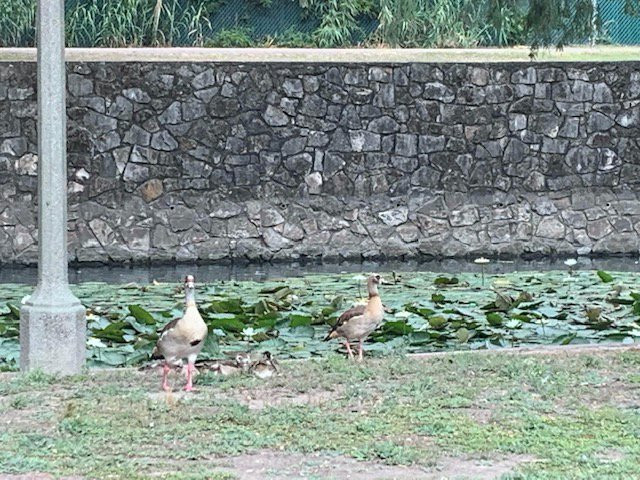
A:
<box><xmin>324</xmin><ymin>273</ymin><xmax>384</xmax><ymax>361</ymax></box>
<box><xmin>249</xmin><ymin>351</ymin><xmax>279</xmax><ymax>379</ymax></box>
<box><xmin>197</xmin><ymin>352</ymin><xmax>251</xmax><ymax>376</ymax></box>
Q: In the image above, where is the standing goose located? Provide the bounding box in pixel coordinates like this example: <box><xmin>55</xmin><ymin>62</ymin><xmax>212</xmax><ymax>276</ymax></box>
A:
<box><xmin>325</xmin><ymin>274</ymin><xmax>384</xmax><ymax>361</ymax></box>
<box><xmin>152</xmin><ymin>275</ymin><xmax>208</xmax><ymax>392</ymax></box>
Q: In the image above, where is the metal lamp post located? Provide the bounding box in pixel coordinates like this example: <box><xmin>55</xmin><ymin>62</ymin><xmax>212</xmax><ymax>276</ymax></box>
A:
<box><xmin>20</xmin><ymin>0</ymin><xmax>86</xmax><ymax>374</ymax></box>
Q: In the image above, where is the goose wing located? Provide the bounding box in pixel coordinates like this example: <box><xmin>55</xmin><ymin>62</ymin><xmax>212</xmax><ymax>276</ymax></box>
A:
<box><xmin>324</xmin><ymin>304</ymin><xmax>366</xmax><ymax>340</ymax></box>
<box><xmin>151</xmin><ymin>317</ymin><xmax>182</xmax><ymax>359</ymax></box>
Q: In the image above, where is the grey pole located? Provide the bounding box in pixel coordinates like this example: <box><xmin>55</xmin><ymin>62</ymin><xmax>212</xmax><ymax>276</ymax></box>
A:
<box><xmin>20</xmin><ymin>0</ymin><xmax>86</xmax><ymax>374</ymax></box>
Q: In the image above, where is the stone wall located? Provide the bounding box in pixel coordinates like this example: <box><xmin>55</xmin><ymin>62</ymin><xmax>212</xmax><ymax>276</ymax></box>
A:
<box><xmin>1</xmin><ymin>61</ymin><xmax>640</xmax><ymax>264</ymax></box>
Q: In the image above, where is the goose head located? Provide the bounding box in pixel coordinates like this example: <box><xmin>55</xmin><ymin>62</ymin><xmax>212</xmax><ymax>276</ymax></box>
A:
<box><xmin>367</xmin><ymin>273</ymin><xmax>383</xmax><ymax>296</ymax></box>
<box><xmin>235</xmin><ymin>352</ymin><xmax>252</xmax><ymax>371</ymax></box>
<box><xmin>184</xmin><ymin>274</ymin><xmax>196</xmax><ymax>290</ymax></box>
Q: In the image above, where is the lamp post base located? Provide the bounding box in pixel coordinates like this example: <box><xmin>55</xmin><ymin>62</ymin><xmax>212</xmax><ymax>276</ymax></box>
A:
<box><xmin>20</xmin><ymin>302</ymin><xmax>86</xmax><ymax>375</ymax></box>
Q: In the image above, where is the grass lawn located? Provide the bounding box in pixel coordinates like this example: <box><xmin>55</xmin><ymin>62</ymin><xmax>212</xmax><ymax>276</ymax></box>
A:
<box><xmin>0</xmin><ymin>46</ymin><xmax>639</xmax><ymax>63</ymax></box>
<box><xmin>1</xmin><ymin>348</ymin><xmax>640</xmax><ymax>479</ymax></box>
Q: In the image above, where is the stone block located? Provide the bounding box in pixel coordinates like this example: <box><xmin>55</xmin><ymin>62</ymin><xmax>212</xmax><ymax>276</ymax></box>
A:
<box><xmin>21</xmin><ymin>299</ymin><xmax>86</xmax><ymax>375</ymax></box>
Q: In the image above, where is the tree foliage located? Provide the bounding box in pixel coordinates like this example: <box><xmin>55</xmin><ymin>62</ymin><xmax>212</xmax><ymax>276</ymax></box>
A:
<box><xmin>305</xmin><ymin>0</ymin><xmax>640</xmax><ymax>50</ymax></box>
<box><xmin>523</xmin><ymin>0</ymin><xmax>640</xmax><ymax>52</ymax></box>
<box><xmin>525</xmin><ymin>0</ymin><xmax>597</xmax><ymax>52</ymax></box>
<box><xmin>373</xmin><ymin>0</ymin><xmax>640</xmax><ymax>50</ymax></box>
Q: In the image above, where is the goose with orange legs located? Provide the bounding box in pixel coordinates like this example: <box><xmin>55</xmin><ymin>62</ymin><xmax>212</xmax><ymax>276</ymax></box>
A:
<box><xmin>151</xmin><ymin>275</ymin><xmax>208</xmax><ymax>392</ymax></box>
<box><xmin>325</xmin><ymin>274</ymin><xmax>385</xmax><ymax>362</ymax></box>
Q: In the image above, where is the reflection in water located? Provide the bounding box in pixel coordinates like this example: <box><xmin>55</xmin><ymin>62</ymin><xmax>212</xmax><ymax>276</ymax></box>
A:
<box><xmin>0</xmin><ymin>256</ymin><xmax>638</xmax><ymax>285</ymax></box>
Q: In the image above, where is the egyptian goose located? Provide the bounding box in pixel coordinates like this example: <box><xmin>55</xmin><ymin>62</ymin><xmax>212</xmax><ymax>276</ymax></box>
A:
<box><xmin>152</xmin><ymin>275</ymin><xmax>208</xmax><ymax>392</ymax></box>
<box><xmin>249</xmin><ymin>351</ymin><xmax>279</xmax><ymax>379</ymax></box>
<box><xmin>325</xmin><ymin>274</ymin><xmax>384</xmax><ymax>361</ymax></box>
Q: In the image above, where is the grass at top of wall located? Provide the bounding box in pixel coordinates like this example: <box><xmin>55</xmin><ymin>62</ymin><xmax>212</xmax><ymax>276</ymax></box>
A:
<box><xmin>1</xmin><ymin>350</ymin><xmax>640</xmax><ymax>479</ymax></box>
<box><xmin>1</xmin><ymin>45</ymin><xmax>639</xmax><ymax>63</ymax></box>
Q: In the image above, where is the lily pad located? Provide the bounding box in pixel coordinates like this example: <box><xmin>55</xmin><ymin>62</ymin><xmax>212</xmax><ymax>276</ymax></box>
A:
<box><xmin>597</xmin><ymin>270</ymin><xmax>614</xmax><ymax>283</ymax></box>
<box><xmin>428</xmin><ymin>316</ymin><xmax>448</xmax><ymax>329</ymax></box>
<box><xmin>128</xmin><ymin>305</ymin><xmax>156</xmax><ymax>325</ymax></box>
<box><xmin>1</xmin><ymin>269</ymin><xmax>640</xmax><ymax>369</ymax></box>
<box><xmin>486</xmin><ymin>312</ymin><xmax>503</xmax><ymax>326</ymax></box>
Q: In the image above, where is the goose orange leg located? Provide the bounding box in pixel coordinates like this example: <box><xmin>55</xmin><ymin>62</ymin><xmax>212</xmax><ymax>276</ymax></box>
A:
<box><xmin>161</xmin><ymin>363</ymin><xmax>171</xmax><ymax>392</ymax></box>
<box><xmin>344</xmin><ymin>341</ymin><xmax>355</xmax><ymax>360</ymax></box>
<box><xmin>184</xmin><ymin>362</ymin><xmax>195</xmax><ymax>392</ymax></box>
<box><xmin>357</xmin><ymin>339</ymin><xmax>364</xmax><ymax>362</ymax></box>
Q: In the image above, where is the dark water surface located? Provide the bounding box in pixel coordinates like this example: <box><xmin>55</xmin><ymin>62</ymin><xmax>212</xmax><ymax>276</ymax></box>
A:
<box><xmin>1</xmin><ymin>256</ymin><xmax>638</xmax><ymax>285</ymax></box>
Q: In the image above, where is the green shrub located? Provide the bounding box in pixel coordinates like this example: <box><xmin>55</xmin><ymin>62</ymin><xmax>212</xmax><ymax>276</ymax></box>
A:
<box><xmin>66</xmin><ymin>0</ymin><xmax>154</xmax><ymax>47</ymax></box>
<box><xmin>262</xmin><ymin>28</ymin><xmax>316</xmax><ymax>48</ymax></box>
<box><xmin>485</xmin><ymin>0</ymin><xmax>528</xmax><ymax>46</ymax></box>
<box><xmin>205</xmin><ymin>27</ymin><xmax>254</xmax><ymax>47</ymax></box>
<box><xmin>375</xmin><ymin>0</ymin><xmax>527</xmax><ymax>48</ymax></box>
<box><xmin>305</xmin><ymin>0</ymin><xmax>376</xmax><ymax>47</ymax></box>
<box><xmin>66</xmin><ymin>0</ymin><xmax>213</xmax><ymax>47</ymax></box>
<box><xmin>0</xmin><ymin>0</ymin><xmax>36</xmax><ymax>47</ymax></box>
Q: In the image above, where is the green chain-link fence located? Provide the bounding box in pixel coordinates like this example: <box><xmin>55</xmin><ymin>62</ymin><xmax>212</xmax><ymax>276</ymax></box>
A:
<box><xmin>153</xmin><ymin>0</ymin><xmax>640</xmax><ymax>46</ymax></box>
<box><xmin>209</xmin><ymin>0</ymin><xmax>319</xmax><ymax>38</ymax></box>
<box><xmin>201</xmin><ymin>0</ymin><xmax>640</xmax><ymax>47</ymax></box>
<box><xmin>599</xmin><ymin>0</ymin><xmax>640</xmax><ymax>43</ymax></box>
<box><xmin>1</xmin><ymin>0</ymin><xmax>638</xmax><ymax>47</ymax></box>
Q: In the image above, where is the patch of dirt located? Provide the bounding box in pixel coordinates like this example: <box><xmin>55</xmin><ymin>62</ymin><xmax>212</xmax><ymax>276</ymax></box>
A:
<box><xmin>146</xmin><ymin>390</ymin><xmax>194</xmax><ymax>403</ymax></box>
<box><xmin>344</xmin><ymin>391</ymin><xmax>386</xmax><ymax>415</ymax></box>
<box><xmin>216</xmin><ymin>450</ymin><xmax>427</xmax><ymax>480</ymax></box>
<box><xmin>0</xmin><ymin>475</ymin><xmax>83</xmax><ymax>480</ymax></box>
<box><xmin>559</xmin><ymin>378</ymin><xmax>640</xmax><ymax>412</ymax></box>
<box><xmin>0</xmin><ymin>394</ymin><xmax>61</xmax><ymax>434</ymax></box>
<box><xmin>594</xmin><ymin>448</ymin><xmax>626</xmax><ymax>463</ymax></box>
<box><xmin>435</xmin><ymin>455</ymin><xmax>536</xmax><ymax>480</ymax></box>
<box><xmin>143</xmin><ymin>369</ymin><xmax>345</xmax><ymax>411</ymax></box>
<box><xmin>215</xmin><ymin>450</ymin><xmax>535</xmax><ymax>480</ymax></box>
<box><xmin>235</xmin><ymin>388</ymin><xmax>342</xmax><ymax>411</ymax></box>
<box><xmin>387</xmin><ymin>434</ymin><xmax>436</xmax><ymax>450</ymax></box>
<box><xmin>0</xmin><ymin>406</ymin><xmax>50</xmax><ymax>432</ymax></box>
<box><xmin>451</xmin><ymin>407</ymin><xmax>494</xmax><ymax>425</ymax></box>
<box><xmin>588</xmin><ymin>380</ymin><xmax>640</xmax><ymax>409</ymax></box>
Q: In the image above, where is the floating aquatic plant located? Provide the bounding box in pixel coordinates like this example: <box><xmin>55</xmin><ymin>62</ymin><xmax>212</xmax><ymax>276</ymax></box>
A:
<box><xmin>1</xmin><ymin>270</ymin><xmax>639</xmax><ymax>370</ymax></box>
